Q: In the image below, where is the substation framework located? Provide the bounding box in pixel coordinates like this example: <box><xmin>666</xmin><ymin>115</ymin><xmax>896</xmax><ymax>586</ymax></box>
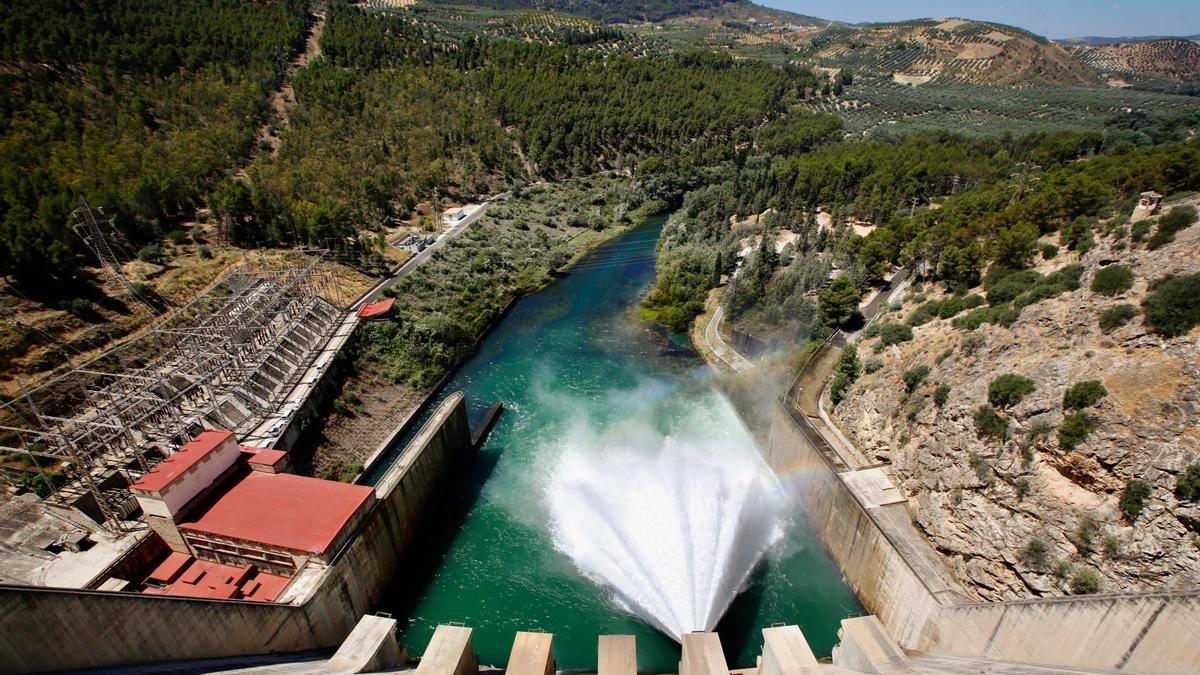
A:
<box><xmin>0</xmin><ymin>252</ymin><xmax>348</xmax><ymax>533</ymax></box>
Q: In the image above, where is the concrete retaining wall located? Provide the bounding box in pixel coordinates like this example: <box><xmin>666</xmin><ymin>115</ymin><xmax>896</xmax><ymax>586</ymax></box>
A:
<box><xmin>765</xmin><ymin>403</ymin><xmax>944</xmax><ymax>648</ymax></box>
<box><xmin>0</xmin><ymin>393</ymin><xmax>472</xmax><ymax>674</ymax></box>
<box><xmin>766</xmin><ymin>398</ymin><xmax>1200</xmax><ymax>674</ymax></box>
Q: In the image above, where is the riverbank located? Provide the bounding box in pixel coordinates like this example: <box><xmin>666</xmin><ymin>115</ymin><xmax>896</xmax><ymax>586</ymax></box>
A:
<box><xmin>302</xmin><ymin>174</ymin><xmax>669</xmax><ymax>480</ymax></box>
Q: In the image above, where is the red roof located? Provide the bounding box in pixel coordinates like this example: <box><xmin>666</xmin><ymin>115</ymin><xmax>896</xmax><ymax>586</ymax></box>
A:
<box><xmin>145</xmin><ymin>551</ymin><xmax>192</xmax><ymax>584</ymax></box>
<box><xmin>180</xmin><ymin>472</ymin><xmax>373</xmax><ymax>554</ymax></box>
<box><xmin>139</xmin><ymin>555</ymin><xmax>292</xmax><ymax>602</ymax></box>
<box><xmin>246</xmin><ymin>448</ymin><xmax>288</xmax><ymax>468</ymax></box>
<box><xmin>131</xmin><ymin>430</ymin><xmax>234</xmax><ymax>493</ymax></box>
<box><xmin>357</xmin><ymin>297</ymin><xmax>395</xmax><ymax>319</ymax></box>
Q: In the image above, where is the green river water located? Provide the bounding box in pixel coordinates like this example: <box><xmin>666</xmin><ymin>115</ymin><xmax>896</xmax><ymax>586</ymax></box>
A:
<box><xmin>373</xmin><ymin>215</ymin><xmax>862</xmax><ymax>670</ymax></box>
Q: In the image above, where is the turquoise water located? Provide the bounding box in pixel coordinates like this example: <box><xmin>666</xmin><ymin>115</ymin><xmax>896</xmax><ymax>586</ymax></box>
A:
<box><xmin>376</xmin><ymin>215</ymin><xmax>862</xmax><ymax>670</ymax></box>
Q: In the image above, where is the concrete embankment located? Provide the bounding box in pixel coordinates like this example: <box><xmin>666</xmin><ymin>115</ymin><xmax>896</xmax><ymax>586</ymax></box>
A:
<box><xmin>0</xmin><ymin>393</ymin><xmax>473</xmax><ymax>674</ymax></box>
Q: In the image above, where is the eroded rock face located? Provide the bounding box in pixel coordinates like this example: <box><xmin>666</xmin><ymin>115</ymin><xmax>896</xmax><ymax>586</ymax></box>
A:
<box><xmin>835</xmin><ymin>222</ymin><xmax>1200</xmax><ymax>601</ymax></box>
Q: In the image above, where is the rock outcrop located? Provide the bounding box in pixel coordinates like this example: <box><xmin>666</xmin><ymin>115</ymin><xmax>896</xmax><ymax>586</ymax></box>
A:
<box><xmin>835</xmin><ymin>214</ymin><xmax>1200</xmax><ymax>601</ymax></box>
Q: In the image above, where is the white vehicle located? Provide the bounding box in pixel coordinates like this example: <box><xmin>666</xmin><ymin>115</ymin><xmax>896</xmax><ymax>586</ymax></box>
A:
<box><xmin>268</xmin><ymin>420</ymin><xmax>285</xmax><ymax>434</ymax></box>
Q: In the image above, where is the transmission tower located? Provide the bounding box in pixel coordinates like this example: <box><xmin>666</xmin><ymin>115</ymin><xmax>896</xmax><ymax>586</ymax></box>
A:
<box><xmin>72</xmin><ymin>201</ymin><xmax>159</xmax><ymax>316</ymax></box>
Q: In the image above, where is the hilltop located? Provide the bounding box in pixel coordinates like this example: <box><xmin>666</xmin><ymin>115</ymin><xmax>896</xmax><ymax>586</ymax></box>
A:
<box><xmin>801</xmin><ymin>18</ymin><xmax>1098</xmax><ymax>86</ymax></box>
<box><xmin>1065</xmin><ymin>38</ymin><xmax>1200</xmax><ymax>84</ymax></box>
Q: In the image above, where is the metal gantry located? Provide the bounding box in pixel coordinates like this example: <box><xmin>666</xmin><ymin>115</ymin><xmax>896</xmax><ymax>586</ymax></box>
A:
<box><xmin>0</xmin><ymin>252</ymin><xmax>347</xmax><ymax>532</ymax></box>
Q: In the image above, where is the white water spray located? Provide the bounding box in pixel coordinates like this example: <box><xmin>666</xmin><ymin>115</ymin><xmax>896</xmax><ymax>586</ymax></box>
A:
<box><xmin>544</xmin><ymin>422</ymin><xmax>787</xmax><ymax>642</ymax></box>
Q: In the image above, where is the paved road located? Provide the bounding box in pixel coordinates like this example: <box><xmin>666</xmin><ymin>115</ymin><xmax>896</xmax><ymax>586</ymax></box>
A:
<box><xmin>704</xmin><ymin>306</ymin><xmax>754</xmax><ymax>372</ymax></box>
<box><xmin>353</xmin><ymin>195</ymin><xmax>506</xmax><ymax>310</ymax></box>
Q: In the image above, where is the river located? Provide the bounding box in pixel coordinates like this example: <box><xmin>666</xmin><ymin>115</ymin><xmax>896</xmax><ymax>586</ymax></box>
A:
<box><xmin>373</xmin><ymin>214</ymin><xmax>862</xmax><ymax>670</ymax></box>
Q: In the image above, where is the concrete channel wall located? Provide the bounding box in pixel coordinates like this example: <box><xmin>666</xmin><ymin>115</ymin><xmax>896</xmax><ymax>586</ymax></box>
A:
<box><xmin>0</xmin><ymin>393</ymin><xmax>472</xmax><ymax>674</ymax></box>
<box><xmin>766</xmin><ymin>398</ymin><xmax>1200</xmax><ymax>674</ymax></box>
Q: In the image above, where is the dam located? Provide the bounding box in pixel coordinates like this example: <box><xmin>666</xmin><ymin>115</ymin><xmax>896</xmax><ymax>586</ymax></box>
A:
<box><xmin>370</xmin><ymin>214</ymin><xmax>862</xmax><ymax>670</ymax></box>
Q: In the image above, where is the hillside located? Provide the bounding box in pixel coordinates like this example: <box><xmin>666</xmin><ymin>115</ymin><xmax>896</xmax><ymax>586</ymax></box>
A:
<box><xmin>1065</xmin><ymin>39</ymin><xmax>1200</xmax><ymax>83</ymax></box>
<box><xmin>426</xmin><ymin>0</ymin><xmax>742</xmax><ymax>23</ymax></box>
<box><xmin>832</xmin><ymin>202</ymin><xmax>1200</xmax><ymax>601</ymax></box>
<box><xmin>802</xmin><ymin>18</ymin><xmax>1099</xmax><ymax>86</ymax></box>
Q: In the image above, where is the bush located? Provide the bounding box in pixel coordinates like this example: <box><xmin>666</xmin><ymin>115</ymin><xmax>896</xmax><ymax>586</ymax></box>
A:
<box><xmin>1119</xmin><ymin>479</ymin><xmax>1152</xmax><ymax>520</ymax></box>
<box><xmin>906</xmin><ymin>300</ymin><xmax>942</xmax><ymax>327</ymax></box>
<box><xmin>1019</xmin><ymin>537</ymin><xmax>1049</xmax><ymax>569</ymax></box>
<box><xmin>960</xmin><ymin>332</ymin><xmax>985</xmax><ymax>355</ymax></box>
<box><xmin>1142</xmin><ymin>273</ymin><xmax>1200</xmax><ymax>337</ymax></box>
<box><xmin>1176</xmin><ymin>464</ymin><xmax>1200</xmax><ymax>501</ymax></box>
<box><xmin>973</xmin><ymin>405</ymin><xmax>1008</xmax><ymax>440</ymax></box>
<box><xmin>879</xmin><ymin>322</ymin><xmax>913</xmax><ymax>346</ymax></box>
<box><xmin>1063</xmin><ymin>380</ymin><xmax>1107</xmax><ymax>410</ymax></box>
<box><xmin>1070</xmin><ymin>514</ymin><xmax>1099</xmax><ymax>554</ymax></box>
<box><xmin>953</xmin><ymin>303</ymin><xmax>1019</xmax><ymax>330</ymax></box>
<box><xmin>1070</xmin><ymin>567</ymin><xmax>1100</xmax><ymax>595</ymax></box>
<box><xmin>1091</xmin><ymin>265</ymin><xmax>1134</xmax><ymax>296</ymax></box>
<box><xmin>1098</xmin><ymin>304</ymin><xmax>1138</xmax><ymax>332</ymax></box>
<box><xmin>933</xmin><ymin>383</ymin><xmax>950</xmax><ymax>407</ymax></box>
<box><xmin>987</xmin><ymin>269</ymin><xmax>1042</xmax><ymax>305</ymax></box>
<box><xmin>861</xmin><ymin>323</ymin><xmax>881</xmax><ymax>339</ymax></box>
<box><xmin>1148</xmin><ymin>205</ymin><xmax>1197</xmax><ymax>250</ymax></box>
<box><xmin>863</xmin><ymin>358</ymin><xmax>883</xmax><ymax>374</ymax></box>
<box><xmin>198</xmin><ymin>245</ymin><xmax>213</xmax><ymax>259</ymax></box>
<box><xmin>1040</xmin><ymin>243</ymin><xmax>1059</xmax><ymax>260</ymax></box>
<box><xmin>62</xmin><ymin>298</ymin><xmax>95</xmax><ymax>320</ymax></box>
<box><xmin>902</xmin><ymin>365</ymin><xmax>930</xmax><ymax>393</ymax></box>
<box><xmin>830</xmin><ymin>345</ymin><xmax>861</xmax><ymax>406</ymax></box>
<box><xmin>1131</xmin><ymin>220</ymin><xmax>1153</xmax><ymax>243</ymax></box>
<box><xmin>988</xmin><ymin>374</ymin><xmax>1036</xmax><ymax>408</ymax></box>
<box><xmin>137</xmin><ymin>244</ymin><xmax>165</xmax><ymax>264</ymax></box>
<box><xmin>1058</xmin><ymin>413</ymin><xmax>1094</xmax><ymax>450</ymax></box>
<box><xmin>166</xmin><ymin>229</ymin><xmax>188</xmax><ymax>244</ymax></box>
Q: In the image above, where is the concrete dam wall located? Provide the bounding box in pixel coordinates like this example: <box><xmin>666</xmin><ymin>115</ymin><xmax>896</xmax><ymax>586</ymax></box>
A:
<box><xmin>765</xmin><ymin>399</ymin><xmax>1200</xmax><ymax>674</ymax></box>
<box><xmin>0</xmin><ymin>393</ymin><xmax>473</xmax><ymax>674</ymax></box>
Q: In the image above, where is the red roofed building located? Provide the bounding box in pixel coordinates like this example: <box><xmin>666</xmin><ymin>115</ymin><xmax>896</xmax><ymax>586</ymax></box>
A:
<box><xmin>127</xmin><ymin>428</ymin><xmax>375</xmax><ymax>578</ymax></box>
<box><xmin>180</xmin><ymin>471</ymin><xmax>373</xmax><ymax>574</ymax></box>
<box><xmin>357</xmin><ymin>297</ymin><xmax>396</xmax><ymax>320</ymax></box>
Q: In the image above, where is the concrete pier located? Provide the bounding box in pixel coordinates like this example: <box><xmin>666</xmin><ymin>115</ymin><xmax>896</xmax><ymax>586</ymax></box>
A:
<box><xmin>680</xmin><ymin>633</ymin><xmax>729</xmax><ymax>675</ymax></box>
<box><xmin>597</xmin><ymin>635</ymin><xmax>636</xmax><ymax>675</ymax></box>
<box><xmin>759</xmin><ymin>625</ymin><xmax>821</xmax><ymax>675</ymax></box>
<box><xmin>415</xmin><ymin>625</ymin><xmax>477</xmax><ymax>675</ymax></box>
<box><xmin>506</xmin><ymin>632</ymin><xmax>554</xmax><ymax>675</ymax></box>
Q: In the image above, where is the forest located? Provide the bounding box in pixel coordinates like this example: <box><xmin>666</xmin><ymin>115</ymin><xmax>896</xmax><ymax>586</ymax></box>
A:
<box><xmin>427</xmin><ymin>0</ymin><xmax>741</xmax><ymax>24</ymax></box>
<box><xmin>0</xmin><ymin>0</ymin><xmax>308</xmax><ymax>292</ymax></box>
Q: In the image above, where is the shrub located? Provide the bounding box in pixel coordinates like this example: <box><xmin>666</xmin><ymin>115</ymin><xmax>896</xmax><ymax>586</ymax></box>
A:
<box><xmin>969</xmin><ymin>452</ymin><xmax>992</xmax><ymax>484</ymax></box>
<box><xmin>973</xmin><ymin>405</ymin><xmax>1008</xmax><ymax>440</ymax></box>
<box><xmin>879</xmin><ymin>323</ymin><xmax>913</xmax><ymax>346</ymax></box>
<box><xmin>987</xmin><ymin>269</ymin><xmax>1041</xmax><ymax>305</ymax></box>
<box><xmin>1102</xmin><ymin>534</ymin><xmax>1121</xmax><ymax>558</ymax></box>
<box><xmin>1131</xmin><ymin>220</ymin><xmax>1153</xmax><ymax>243</ymax></box>
<box><xmin>1040</xmin><ymin>243</ymin><xmax>1059</xmax><ymax>260</ymax></box>
<box><xmin>1098</xmin><ymin>304</ymin><xmax>1137</xmax><ymax>332</ymax></box>
<box><xmin>62</xmin><ymin>298</ymin><xmax>94</xmax><ymax>320</ymax></box>
<box><xmin>960</xmin><ymin>332</ymin><xmax>985</xmax><ymax>355</ymax></box>
<box><xmin>1119</xmin><ymin>480</ymin><xmax>1151</xmax><ymax>520</ymax></box>
<box><xmin>933</xmin><ymin>383</ymin><xmax>950</xmax><ymax>407</ymax></box>
<box><xmin>1176</xmin><ymin>464</ymin><xmax>1200</xmax><ymax>501</ymax></box>
<box><xmin>1148</xmin><ymin>205</ymin><xmax>1198</xmax><ymax>250</ymax></box>
<box><xmin>1052</xmin><ymin>559</ymin><xmax>1073</xmax><ymax>580</ymax></box>
<box><xmin>954</xmin><ymin>303</ymin><xmax>1019</xmax><ymax>330</ymax></box>
<box><xmin>1070</xmin><ymin>515</ymin><xmax>1099</xmax><ymax>554</ymax></box>
<box><xmin>988</xmin><ymin>374</ymin><xmax>1036</xmax><ymax>408</ymax></box>
<box><xmin>198</xmin><ymin>245</ymin><xmax>213</xmax><ymax>259</ymax></box>
<box><xmin>906</xmin><ymin>300</ymin><xmax>942</xmax><ymax>327</ymax></box>
<box><xmin>937</xmin><ymin>294</ymin><xmax>983</xmax><ymax>319</ymax></box>
<box><xmin>1058</xmin><ymin>413</ymin><xmax>1094</xmax><ymax>450</ymax></box>
<box><xmin>1014</xmin><ymin>477</ymin><xmax>1031</xmax><ymax>500</ymax></box>
<box><xmin>863</xmin><ymin>358</ymin><xmax>883</xmax><ymax>374</ymax></box>
<box><xmin>1070</xmin><ymin>567</ymin><xmax>1100</xmax><ymax>595</ymax></box>
<box><xmin>1063</xmin><ymin>380</ymin><xmax>1107</xmax><ymax>410</ymax></box>
<box><xmin>902</xmin><ymin>365</ymin><xmax>930</xmax><ymax>393</ymax></box>
<box><xmin>830</xmin><ymin>345</ymin><xmax>861</xmax><ymax>406</ymax></box>
<box><xmin>166</xmin><ymin>229</ymin><xmax>188</xmax><ymax>244</ymax></box>
<box><xmin>137</xmin><ymin>244</ymin><xmax>165</xmax><ymax>264</ymax></box>
<box><xmin>1019</xmin><ymin>537</ymin><xmax>1049</xmax><ymax>569</ymax></box>
<box><xmin>1142</xmin><ymin>273</ymin><xmax>1200</xmax><ymax>337</ymax></box>
<box><xmin>861</xmin><ymin>323</ymin><xmax>881</xmax><ymax>339</ymax></box>
<box><xmin>1091</xmin><ymin>265</ymin><xmax>1134</xmax><ymax>296</ymax></box>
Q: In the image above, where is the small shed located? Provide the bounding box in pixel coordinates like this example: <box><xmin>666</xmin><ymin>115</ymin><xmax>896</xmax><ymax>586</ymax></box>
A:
<box><xmin>357</xmin><ymin>298</ymin><xmax>396</xmax><ymax>321</ymax></box>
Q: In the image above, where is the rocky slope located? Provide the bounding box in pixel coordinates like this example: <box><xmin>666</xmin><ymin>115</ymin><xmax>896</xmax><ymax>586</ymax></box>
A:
<box><xmin>833</xmin><ymin>209</ymin><xmax>1200</xmax><ymax>601</ymax></box>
